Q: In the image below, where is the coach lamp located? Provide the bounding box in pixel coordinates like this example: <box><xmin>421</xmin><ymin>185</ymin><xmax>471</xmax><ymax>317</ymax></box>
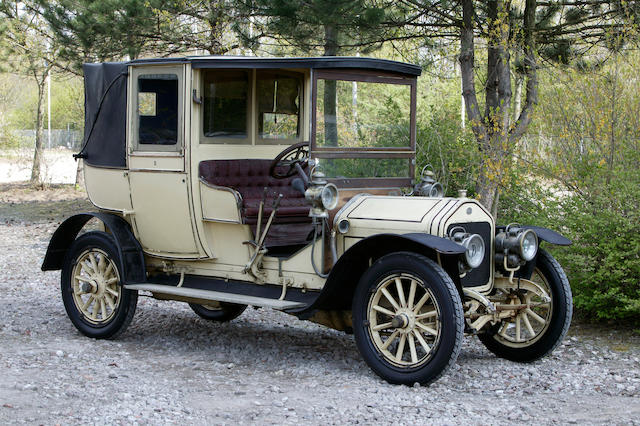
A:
<box><xmin>304</xmin><ymin>167</ymin><xmax>338</xmax><ymax>219</ymax></box>
<box><xmin>413</xmin><ymin>165</ymin><xmax>444</xmax><ymax>198</ymax></box>
<box><xmin>495</xmin><ymin>224</ymin><xmax>539</xmax><ymax>269</ymax></box>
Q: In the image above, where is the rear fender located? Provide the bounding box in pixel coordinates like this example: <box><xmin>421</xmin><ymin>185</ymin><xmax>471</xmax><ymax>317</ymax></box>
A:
<box><xmin>41</xmin><ymin>212</ymin><xmax>146</xmax><ymax>284</ymax></box>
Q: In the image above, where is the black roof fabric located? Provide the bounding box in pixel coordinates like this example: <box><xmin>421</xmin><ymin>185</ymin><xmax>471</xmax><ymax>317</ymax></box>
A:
<box><xmin>82</xmin><ymin>62</ymin><xmax>128</xmax><ymax>168</ymax></box>
<box><xmin>129</xmin><ymin>56</ymin><xmax>422</xmax><ymax>77</ymax></box>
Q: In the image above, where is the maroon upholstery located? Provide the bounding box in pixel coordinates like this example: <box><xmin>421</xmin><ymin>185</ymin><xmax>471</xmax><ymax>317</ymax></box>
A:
<box><xmin>199</xmin><ymin>159</ymin><xmax>312</xmax><ymax>246</ymax></box>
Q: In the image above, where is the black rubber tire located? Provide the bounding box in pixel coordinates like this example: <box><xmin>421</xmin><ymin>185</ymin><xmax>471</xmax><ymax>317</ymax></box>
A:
<box><xmin>352</xmin><ymin>252</ymin><xmax>464</xmax><ymax>385</ymax></box>
<box><xmin>478</xmin><ymin>249</ymin><xmax>573</xmax><ymax>362</ymax></box>
<box><xmin>61</xmin><ymin>231</ymin><xmax>138</xmax><ymax>339</ymax></box>
<box><xmin>188</xmin><ymin>302</ymin><xmax>247</xmax><ymax>322</ymax></box>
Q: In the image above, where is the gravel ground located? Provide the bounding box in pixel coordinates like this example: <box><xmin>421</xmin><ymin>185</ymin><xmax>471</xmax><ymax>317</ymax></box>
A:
<box><xmin>1</xmin><ymin>197</ymin><xmax>640</xmax><ymax>424</ymax></box>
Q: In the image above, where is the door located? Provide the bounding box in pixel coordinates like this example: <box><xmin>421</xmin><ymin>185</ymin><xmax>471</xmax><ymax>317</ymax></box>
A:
<box><xmin>127</xmin><ymin>65</ymin><xmax>202</xmax><ymax>257</ymax></box>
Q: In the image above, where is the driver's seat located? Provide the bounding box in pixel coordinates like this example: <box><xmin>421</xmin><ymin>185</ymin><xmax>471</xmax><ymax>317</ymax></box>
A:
<box><xmin>198</xmin><ymin>159</ymin><xmax>313</xmax><ymax>246</ymax></box>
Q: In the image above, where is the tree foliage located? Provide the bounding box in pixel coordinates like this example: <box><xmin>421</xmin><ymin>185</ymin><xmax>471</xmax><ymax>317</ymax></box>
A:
<box><xmin>381</xmin><ymin>0</ymin><xmax>640</xmax><ymax>213</ymax></box>
<box><xmin>237</xmin><ymin>0</ymin><xmax>388</xmax><ymax>55</ymax></box>
<box><xmin>0</xmin><ymin>0</ymin><xmax>60</xmax><ymax>183</ymax></box>
<box><xmin>36</xmin><ymin>0</ymin><xmax>159</xmax><ymax>70</ymax></box>
<box><xmin>37</xmin><ymin>0</ymin><xmax>249</xmax><ymax>72</ymax></box>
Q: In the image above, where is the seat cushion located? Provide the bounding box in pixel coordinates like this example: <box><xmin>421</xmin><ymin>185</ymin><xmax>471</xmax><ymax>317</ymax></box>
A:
<box><xmin>199</xmin><ymin>159</ymin><xmax>312</xmax><ymax>246</ymax></box>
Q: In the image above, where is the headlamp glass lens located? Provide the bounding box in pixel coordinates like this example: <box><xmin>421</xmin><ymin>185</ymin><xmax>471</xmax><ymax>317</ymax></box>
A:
<box><xmin>321</xmin><ymin>184</ymin><xmax>338</xmax><ymax>210</ymax></box>
<box><xmin>520</xmin><ymin>230</ymin><xmax>538</xmax><ymax>261</ymax></box>
<box><xmin>464</xmin><ymin>234</ymin><xmax>485</xmax><ymax>269</ymax></box>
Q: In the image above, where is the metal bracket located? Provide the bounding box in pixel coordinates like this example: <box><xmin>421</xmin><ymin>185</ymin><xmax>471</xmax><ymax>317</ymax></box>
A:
<box><xmin>192</xmin><ymin>89</ymin><xmax>202</xmax><ymax>104</ymax></box>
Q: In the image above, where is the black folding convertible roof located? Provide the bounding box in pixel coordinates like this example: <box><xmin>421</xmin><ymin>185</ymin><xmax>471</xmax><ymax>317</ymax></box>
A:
<box><xmin>80</xmin><ymin>56</ymin><xmax>422</xmax><ymax>168</ymax></box>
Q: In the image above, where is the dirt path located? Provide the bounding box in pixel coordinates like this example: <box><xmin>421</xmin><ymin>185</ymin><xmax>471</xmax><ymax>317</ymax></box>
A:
<box><xmin>0</xmin><ymin>150</ymin><xmax>78</xmax><ymax>184</ymax></box>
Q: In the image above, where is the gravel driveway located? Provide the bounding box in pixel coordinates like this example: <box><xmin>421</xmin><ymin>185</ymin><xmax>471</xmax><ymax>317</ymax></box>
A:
<box><xmin>1</xmin><ymin>197</ymin><xmax>640</xmax><ymax>424</ymax></box>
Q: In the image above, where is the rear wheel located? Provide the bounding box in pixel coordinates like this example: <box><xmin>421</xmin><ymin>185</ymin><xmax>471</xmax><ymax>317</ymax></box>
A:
<box><xmin>478</xmin><ymin>249</ymin><xmax>572</xmax><ymax>361</ymax></box>
<box><xmin>188</xmin><ymin>302</ymin><xmax>247</xmax><ymax>322</ymax></box>
<box><xmin>61</xmin><ymin>231</ymin><xmax>138</xmax><ymax>339</ymax></box>
<box><xmin>352</xmin><ymin>252</ymin><xmax>464</xmax><ymax>385</ymax></box>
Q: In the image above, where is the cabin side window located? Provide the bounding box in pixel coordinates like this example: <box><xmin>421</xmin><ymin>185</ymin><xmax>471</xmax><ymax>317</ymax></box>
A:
<box><xmin>256</xmin><ymin>71</ymin><xmax>302</xmax><ymax>142</ymax></box>
<box><xmin>137</xmin><ymin>74</ymin><xmax>179</xmax><ymax>146</ymax></box>
<box><xmin>202</xmin><ymin>70</ymin><xmax>250</xmax><ymax>143</ymax></box>
<box><xmin>200</xmin><ymin>69</ymin><xmax>303</xmax><ymax>145</ymax></box>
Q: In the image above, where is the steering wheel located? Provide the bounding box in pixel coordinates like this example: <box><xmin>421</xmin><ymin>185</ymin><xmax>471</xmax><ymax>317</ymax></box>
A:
<box><xmin>269</xmin><ymin>142</ymin><xmax>310</xmax><ymax>179</ymax></box>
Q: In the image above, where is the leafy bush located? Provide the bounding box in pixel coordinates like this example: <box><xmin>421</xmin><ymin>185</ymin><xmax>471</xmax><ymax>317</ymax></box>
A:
<box><xmin>558</xmin><ymin>181</ymin><xmax>640</xmax><ymax>320</ymax></box>
<box><xmin>500</xmin><ymin>53</ymin><xmax>640</xmax><ymax>322</ymax></box>
<box><xmin>415</xmin><ymin>75</ymin><xmax>480</xmax><ymax>196</ymax></box>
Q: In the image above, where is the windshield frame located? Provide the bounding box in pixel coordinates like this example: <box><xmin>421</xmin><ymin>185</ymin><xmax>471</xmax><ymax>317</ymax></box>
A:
<box><xmin>311</xmin><ymin>69</ymin><xmax>417</xmax><ymax>188</ymax></box>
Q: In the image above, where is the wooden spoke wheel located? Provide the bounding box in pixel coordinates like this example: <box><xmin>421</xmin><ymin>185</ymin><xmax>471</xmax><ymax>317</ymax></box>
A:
<box><xmin>353</xmin><ymin>252</ymin><xmax>464</xmax><ymax>385</ymax></box>
<box><xmin>61</xmin><ymin>232</ymin><xmax>138</xmax><ymax>339</ymax></box>
<box><xmin>479</xmin><ymin>249</ymin><xmax>572</xmax><ymax>362</ymax></box>
<box><xmin>71</xmin><ymin>248</ymin><xmax>122</xmax><ymax>324</ymax></box>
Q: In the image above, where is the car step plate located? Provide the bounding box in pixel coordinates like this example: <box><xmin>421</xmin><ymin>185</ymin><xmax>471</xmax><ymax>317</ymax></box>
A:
<box><xmin>123</xmin><ymin>283</ymin><xmax>306</xmax><ymax>310</ymax></box>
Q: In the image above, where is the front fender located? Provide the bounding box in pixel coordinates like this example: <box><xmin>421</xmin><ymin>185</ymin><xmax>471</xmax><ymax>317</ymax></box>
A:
<box><xmin>510</xmin><ymin>226</ymin><xmax>570</xmax><ymax>280</ymax></box>
<box><xmin>522</xmin><ymin>226</ymin><xmax>571</xmax><ymax>246</ymax></box>
<box><xmin>293</xmin><ymin>233</ymin><xmax>465</xmax><ymax>316</ymax></box>
<box><xmin>41</xmin><ymin>212</ymin><xmax>146</xmax><ymax>284</ymax></box>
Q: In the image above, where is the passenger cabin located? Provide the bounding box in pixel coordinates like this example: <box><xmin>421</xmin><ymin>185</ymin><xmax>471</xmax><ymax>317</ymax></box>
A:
<box><xmin>80</xmin><ymin>56</ymin><xmax>421</xmax><ymax>288</ymax></box>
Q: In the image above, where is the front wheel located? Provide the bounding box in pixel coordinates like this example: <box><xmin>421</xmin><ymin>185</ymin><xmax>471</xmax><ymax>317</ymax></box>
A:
<box><xmin>61</xmin><ymin>231</ymin><xmax>138</xmax><ymax>339</ymax></box>
<box><xmin>352</xmin><ymin>252</ymin><xmax>464</xmax><ymax>385</ymax></box>
<box><xmin>478</xmin><ymin>249</ymin><xmax>572</xmax><ymax>362</ymax></box>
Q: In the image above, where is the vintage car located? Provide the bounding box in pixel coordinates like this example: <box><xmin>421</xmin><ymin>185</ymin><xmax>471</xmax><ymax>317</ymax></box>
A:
<box><xmin>42</xmin><ymin>56</ymin><xmax>572</xmax><ymax>385</ymax></box>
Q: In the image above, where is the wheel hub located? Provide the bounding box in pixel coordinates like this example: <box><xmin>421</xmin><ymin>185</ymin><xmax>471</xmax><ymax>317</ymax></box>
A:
<box><xmin>80</xmin><ymin>281</ymin><xmax>95</xmax><ymax>294</ymax></box>
<box><xmin>391</xmin><ymin>313</ymin><xmax>410</xmax><ymax>329</ymax></box>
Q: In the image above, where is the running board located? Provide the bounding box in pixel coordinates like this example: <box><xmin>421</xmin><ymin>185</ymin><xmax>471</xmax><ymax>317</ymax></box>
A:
<box><xmin>124</xmin><ymin>283</ymin><xmax>306</xmax><ymax>310</ymax></box>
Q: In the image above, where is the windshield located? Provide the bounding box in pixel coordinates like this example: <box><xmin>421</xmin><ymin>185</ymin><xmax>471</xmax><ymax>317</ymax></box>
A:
<box><xmin>312</xmin><ymin>73</ymin><xmax>416</xmax><ymax>186</ymax></box>
<box><xmin>315</xmin><ymin>79</ymin><xmax>411</xmax><ymax>149</ymax></box>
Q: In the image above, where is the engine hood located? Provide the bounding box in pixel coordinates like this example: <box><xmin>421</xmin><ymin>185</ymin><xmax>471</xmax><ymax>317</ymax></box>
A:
<box><xmin>334</xmin><ymin>195</ymin><xmax>493</xmax><ymax>238</ymax></box>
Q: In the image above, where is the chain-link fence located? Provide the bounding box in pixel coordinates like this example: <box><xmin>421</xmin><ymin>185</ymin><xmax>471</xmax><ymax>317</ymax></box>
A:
<box><xmin>12</xmin><ymin>129</ymin><xmax>82</xmax><ymax>150</ymax></box>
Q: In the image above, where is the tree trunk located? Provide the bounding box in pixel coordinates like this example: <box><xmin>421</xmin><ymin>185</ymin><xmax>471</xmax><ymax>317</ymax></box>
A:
<box><xmin>460</xmin><ymin>0</ymin><xmax>528</xmax><ymax>213</ymax></box>
<box><xmin>30</xmin><ymin>76</ymin><xmax>46</xmax><ymax>185</ymax></box>
<box><xmin>474</xmin><ymin>0</ymin><xmax>512</xmax><ymax>212</ymax></box>
<box><xmin>75</xmin><ymin>159</ymin><xmax>85</xmax><ymax>189</ymax></box>
<box><xmin>323</xmin><ymin>24</ymin><xmax>338</xmax><ymax>146</ymax></box>
<box><xmin>513</xmin><ymin>73</ymin><xmax>523</xmax><ymax>123</ymax></box>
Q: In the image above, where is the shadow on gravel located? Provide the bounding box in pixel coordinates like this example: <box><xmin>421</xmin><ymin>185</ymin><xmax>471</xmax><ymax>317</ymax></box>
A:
<box><xmin>0</xmin><ymin>183</ymin><xmax>93</xmax><ymax>224</ymax></box>
<box><xmin>115</xmin><ymin>301</ymin><xmax>364</xmax><ymax>373</ymax></box>
<box><xmin>98</xmin><ymin>300</ymin><xmax>496</xmax><ymax>373</ymax></box>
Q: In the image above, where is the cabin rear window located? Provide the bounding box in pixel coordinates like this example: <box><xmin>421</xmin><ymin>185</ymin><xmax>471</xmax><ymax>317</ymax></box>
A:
<box><xmin>137</xmin><ymin>74</ymin><xmax>179</xmax><ymax>145</ymax></box>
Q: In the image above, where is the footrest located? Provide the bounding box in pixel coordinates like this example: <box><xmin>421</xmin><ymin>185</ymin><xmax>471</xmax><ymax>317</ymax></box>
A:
<box><xmin>124</xmin><ymin>283</ymin><xmax>306</xmax><ymax>310</ymax></box>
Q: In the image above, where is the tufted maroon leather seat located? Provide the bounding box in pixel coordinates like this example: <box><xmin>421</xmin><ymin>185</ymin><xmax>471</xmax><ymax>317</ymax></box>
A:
<box><xmin>199</xmin><ymin>159</ymin><xmax>312</xmax><ymax>246</ymax></box>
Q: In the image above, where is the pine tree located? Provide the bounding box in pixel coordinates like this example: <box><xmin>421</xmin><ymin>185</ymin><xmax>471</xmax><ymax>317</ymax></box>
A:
<box><xmin>238</xmin><ymin>0</ymin><xmax>387</xmax><ymax>56</ymax></box>
<box><xmin>239</xmin><ymin>0</ymin><xmax>388</xmax><ymax>145</ymax></box>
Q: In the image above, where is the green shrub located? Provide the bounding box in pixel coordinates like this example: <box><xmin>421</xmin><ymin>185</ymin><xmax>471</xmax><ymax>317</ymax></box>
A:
<box><xmin>415</xmin><ymin>76</ymin><xmax>479</xmax><ymax>196</ymax></box>
<box><xmin>500</xmin><ymin>53</ymin><xmax>640</xmax><ymax>323</ymax></box>
<box><xmin>556</xmin><ymin>172</ymin><xmax>640</xmax><ymax>321</ymax></box>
